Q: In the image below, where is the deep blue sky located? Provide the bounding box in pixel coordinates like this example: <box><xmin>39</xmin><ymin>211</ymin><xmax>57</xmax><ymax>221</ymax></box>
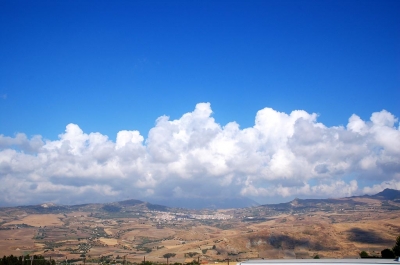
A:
<box><xmin>1</xmin><ymin>0</ymin><xmax>399</xmax><ymax>140</ymax></box>
<box><xmin>0</xmin><ymin>0</ymin><xmax>400</xmax><ymax>207</ymax></box>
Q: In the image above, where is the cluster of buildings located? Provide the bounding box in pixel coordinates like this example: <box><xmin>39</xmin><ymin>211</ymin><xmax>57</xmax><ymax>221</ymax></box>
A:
<box><xmin>152</xmin><ymin>211</ymin><xmax>232</xmax><ymax>221</ymax></box>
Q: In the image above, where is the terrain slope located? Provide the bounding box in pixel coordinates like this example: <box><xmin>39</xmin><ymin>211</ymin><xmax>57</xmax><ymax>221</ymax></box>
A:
<box><xmin>0</xmin><ymin>189</ymin><xmax>399</xmax><ymax>263</ymax></box>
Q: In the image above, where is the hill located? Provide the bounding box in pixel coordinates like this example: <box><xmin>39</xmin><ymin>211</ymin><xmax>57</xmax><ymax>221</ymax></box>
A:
<box><xmin>0</xmin><ymin>199</ymin><xmax>170</xmax><ymax>216</ymax></box>
<box><xmin>0</xmin><ymin>189</ymin><xmax>399</xmax><ymax>262</ymax></box>
<box><xmin>370</xmin><ymin>188</ymin><xmax>400</xmax><ymax>201</ymax></box>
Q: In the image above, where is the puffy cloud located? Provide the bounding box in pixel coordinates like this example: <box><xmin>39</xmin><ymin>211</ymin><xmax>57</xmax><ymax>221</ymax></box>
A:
<box><xmin>0</xmin><ymin>103</ymin><xmax>399</xmax><ymax>206</ymax></box>
<box><xmin>0</xmin><ymin>133</ymin><xmax>44</xmax><ymax>152</ymax></box>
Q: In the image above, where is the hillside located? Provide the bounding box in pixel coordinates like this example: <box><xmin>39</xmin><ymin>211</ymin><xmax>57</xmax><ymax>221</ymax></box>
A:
<box><xmin>370</xmin><ymin>188</ymin><xmax>400</xmax><ymax>201</ymax></box>
<box><xmin>0</xmin><ymin>199</ymin><xmax>170</xmax><ymax>216</ymax></box>
<box><xmin>0</xmin><ymin>189</ymin><xmax>399</xmax><ymax>262</ymax></box>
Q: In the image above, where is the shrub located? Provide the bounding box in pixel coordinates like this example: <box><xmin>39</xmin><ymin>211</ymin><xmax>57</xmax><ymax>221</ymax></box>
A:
<box><xmin>381</xmin><ymin>249</ymin><xmax>395</xmax><ymax>259</ymax></box>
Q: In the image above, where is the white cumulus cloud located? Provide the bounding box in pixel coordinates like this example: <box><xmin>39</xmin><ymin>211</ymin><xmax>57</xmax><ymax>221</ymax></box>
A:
<box><xmin>0</xmin><ymin>103</ymin><xmax>399</xmax><ymax>206</ymax></box>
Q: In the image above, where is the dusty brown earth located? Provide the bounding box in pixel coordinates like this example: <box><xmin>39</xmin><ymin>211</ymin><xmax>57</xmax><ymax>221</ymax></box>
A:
<box><xmin>0</xmin><ymin>227</ymin><xmax>37</xmax><ymax>256</ymax></box>
<box><xmin>4</xmin><ymin>214</ymin><xmax>64</xmax><ymax>227</ymax></box>
<box><xmin>0</xmin><ymin>195</ymin><xmax>399</xmax><ymax>263</ymax></box>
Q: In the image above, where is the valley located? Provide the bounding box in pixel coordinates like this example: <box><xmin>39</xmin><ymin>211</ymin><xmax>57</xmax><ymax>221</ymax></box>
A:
<box><xmin>0</xmin><ymin>189</ymin><xmax>399</xmax><ymax>264</ymax></box>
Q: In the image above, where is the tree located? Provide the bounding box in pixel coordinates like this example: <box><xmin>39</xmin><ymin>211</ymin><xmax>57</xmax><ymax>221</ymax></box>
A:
<box><xmin>163</xmin><ymin>253</ymin><xmax>176</xmax><ymax>265</ymax></box>
<box><xmin>185</xmin><ymin>253</ymin><xmax>198</xmax><ymax>258</ymax></box>
<box><xmin>381</xmin><ymin>249</ymin><xmax>395</xmax><ymax>259</ymax></box>
<box><xmin>359</xmin><ymin>251</ymin><xmax>369</xmax><ymax>258</ymax></box>
<box><xmin>313</xmin><ymin>255</ymin><xmax>320</xmax><ymax>259</ymax></box>
<box><xmin>0</xmin><ymin>255</ymin><xmax>53</xmax><ymax>265</ymax></box>
<box><xmin>393</xmin><ymin>235</ymin><xmax>400</xmax><ymax>257</ymax></box>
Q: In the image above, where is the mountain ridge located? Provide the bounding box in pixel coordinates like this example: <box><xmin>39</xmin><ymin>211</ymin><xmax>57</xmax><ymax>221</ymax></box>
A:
<box><xmin>1</xmin><ymin>188</ymin><xmax>399</xmax><ymax>213</ymax></box>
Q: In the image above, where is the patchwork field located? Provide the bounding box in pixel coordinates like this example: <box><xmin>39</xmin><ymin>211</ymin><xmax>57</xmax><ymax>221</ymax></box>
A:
<box><xmin>1</xmin><ymin>190</ymin><xmax>400</xmax><ymax>263</ymax></box>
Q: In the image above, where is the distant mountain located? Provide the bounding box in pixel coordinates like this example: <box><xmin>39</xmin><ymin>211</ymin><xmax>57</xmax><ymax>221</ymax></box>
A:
<box><xmin>0</xmin><ymin>196</ymin><xmax>258</xmax><ymax>214</ymax></box>
<box><xmin>145</xmin><ymin>196</ymin><xmax>259</xmax><ymax>209</ymax></box>
<box><xmin>370</xmin><ymin>188</ymin><xmax>400</xmax><ymax>200</ymax></box>
<box><xmin>2</xmin><ymin>199</ymin><xmax>170</xmax><ymax>215</ymax></box>
<box><xmin>1</xmin><ymin>189</ymin><xmax>399</xmax><ymax>213</ymax></box>
<box><xmin>257</xmin><ymin>197</ymin><xmax>367</xmax><ymax>212</ymax></box>
<box><xmin>253</xmin><ymin>188</ymin><xmax>400</xmax><ymax>213</ymax></box>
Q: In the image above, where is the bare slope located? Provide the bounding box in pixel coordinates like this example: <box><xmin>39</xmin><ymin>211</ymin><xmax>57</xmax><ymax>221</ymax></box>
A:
<box><xmin>0</xmin><ymin>189</ymin><xmax>399</xmax><ymax>261</ymax></box>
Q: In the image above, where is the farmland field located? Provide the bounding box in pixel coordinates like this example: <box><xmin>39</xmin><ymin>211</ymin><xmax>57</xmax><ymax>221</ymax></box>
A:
<box><xmin>0</xmin><ymin>192</ymin><xmax>399</xmax><ymax>263</ymax></box>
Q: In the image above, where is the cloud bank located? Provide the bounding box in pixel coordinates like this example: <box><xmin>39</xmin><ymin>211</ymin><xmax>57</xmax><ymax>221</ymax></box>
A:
<box><xmin>0</xmin><ymin>103</ymin><xmax>399</xmax><ymax>206</ymax></box>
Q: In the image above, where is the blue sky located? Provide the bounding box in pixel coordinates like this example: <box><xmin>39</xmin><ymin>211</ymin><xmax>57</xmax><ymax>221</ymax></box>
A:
<box><xmin>0</xmin><ymin>0</ymin><xmax>399</xmax><ymax>207</ymax></box>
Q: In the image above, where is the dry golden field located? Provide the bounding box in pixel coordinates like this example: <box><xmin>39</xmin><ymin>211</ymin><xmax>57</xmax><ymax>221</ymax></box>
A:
<box><xmin>4</xmin><ymin>214</ymin><xmax>64</xmax><ymax>227</ymax></box>
<box><xmin>0</xmin><ymin>193</ymin><xmax>399</xmax><ymax>263</ymax></box>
